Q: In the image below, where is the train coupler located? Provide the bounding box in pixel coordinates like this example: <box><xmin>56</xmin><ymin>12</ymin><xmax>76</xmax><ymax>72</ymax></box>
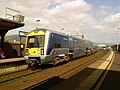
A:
<box><xmin>29</xmin><ymin>59</ymin><xmax>40</xmax><ymax>69</ymax></box>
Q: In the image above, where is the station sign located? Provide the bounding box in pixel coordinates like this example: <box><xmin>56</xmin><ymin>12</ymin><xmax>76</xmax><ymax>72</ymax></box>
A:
<box><xmin>19</xmin><ymin>31</ymin><xmax>28</xmax><ymax>37</ymax></box>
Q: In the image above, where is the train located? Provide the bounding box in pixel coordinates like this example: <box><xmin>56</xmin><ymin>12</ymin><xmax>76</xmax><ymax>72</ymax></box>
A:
<box><xmin>112</xmin><ymin>44</ymin><xmax>120</xmax><ymax>52</ymax></box>
<box><xmin>24</xmin><ymin>28</ymin><xmax>96</xmax><ymax>69</ymax></box>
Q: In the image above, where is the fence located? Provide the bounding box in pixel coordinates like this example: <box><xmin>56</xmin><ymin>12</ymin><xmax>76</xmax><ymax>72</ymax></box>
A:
<box><xmin>4</xmin><ymin>42</ymin><xmax>25</xmax><ymax>58</ymax></box>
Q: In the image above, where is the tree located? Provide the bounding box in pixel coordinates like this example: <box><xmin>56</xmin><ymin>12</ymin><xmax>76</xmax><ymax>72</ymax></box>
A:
<box><xmin>21</xmin><ymin>38</ymin><xmax>26</xmax><ymax>44</ymax></box>
<box><xmin>4</xmin><ymin>36</ymin><xmax>13</xmax><ymax>43</ymax></box>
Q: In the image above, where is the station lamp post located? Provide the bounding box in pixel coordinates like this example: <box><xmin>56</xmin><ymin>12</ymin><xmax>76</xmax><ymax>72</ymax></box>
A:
<box><xmin>35</xmin><ymin>19</ymin><xmax>41</xmax><ymax>29</ymax></box>
<box><xmin>19</xmin><ymin>31</ymin><xmax>28</xmax><ymax>56</ymax></box>
<box><xmin>36</xmin><ymin>19</ymin><xmax>41</xmax><ymax>22</ymax></box>
<box><xmin>61</xmin><ymin>28</ymin><xmax>64</xmax><ymax>33</ymax></box>
<box><xmin>115</xmin><ymin>27</ymin><xmax>120</xmax><ymax>51</ymax></box>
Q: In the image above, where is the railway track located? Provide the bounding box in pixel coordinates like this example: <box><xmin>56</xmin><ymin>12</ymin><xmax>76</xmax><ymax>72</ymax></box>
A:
<box><xmin>0</xmin><ymin>50</ymin><xmax>107</xmax><ymax>90</ymax></box>
<box><xmin>0</xmin><ymin>64</ymin><xmax>52</xmax><ymax>83</ymax></box>
<box><xmin>0</xmin><ymin>69</ymin><xmax>39</xmax><ymax>83</ymax></box>
<box><xmin>24</xmin><ymin>50</ymin><xmax>108</xmax><ymax>90</ymax></box>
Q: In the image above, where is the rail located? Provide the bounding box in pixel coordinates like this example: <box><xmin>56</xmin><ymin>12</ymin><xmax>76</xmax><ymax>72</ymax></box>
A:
<box><xmin>0</xmin><ymin>50</ymin><xmax>108</xmax><ymax>90</ymax></box>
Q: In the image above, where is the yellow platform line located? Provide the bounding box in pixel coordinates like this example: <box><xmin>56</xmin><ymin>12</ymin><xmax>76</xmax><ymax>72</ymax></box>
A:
<box><xmin>76</xmin><ymin>51</ymin><xmax>114</xmax><ymax>90</ymax></box>
<box><xmin>95</xmin><ymin>51</ymin><xmax>115</xmax><ymax>89</ymax></box>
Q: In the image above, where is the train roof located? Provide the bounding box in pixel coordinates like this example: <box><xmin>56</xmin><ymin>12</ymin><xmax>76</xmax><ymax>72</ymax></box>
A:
<box><xmin>29</xmin><ymin>28</ymin><xmax>67</xmax><ymax>36</ymax></box>
<box><xmin>28</xmin><ymin>28</ymin><xmax>87</xmax><ymax>40</ymax></box>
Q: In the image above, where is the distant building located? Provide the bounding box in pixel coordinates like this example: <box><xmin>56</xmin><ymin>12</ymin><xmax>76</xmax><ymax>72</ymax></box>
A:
<box><xmin>98</xmin><ymin>44</ymin><xmax>106</xmax><ymax>49</ymax></box>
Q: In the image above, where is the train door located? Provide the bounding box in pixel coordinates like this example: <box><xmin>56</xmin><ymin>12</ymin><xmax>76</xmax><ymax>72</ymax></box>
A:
<box><xmin>68</xmin><ymin>37</ymin><xmax>74</xmax><ymax>58</ymax></box>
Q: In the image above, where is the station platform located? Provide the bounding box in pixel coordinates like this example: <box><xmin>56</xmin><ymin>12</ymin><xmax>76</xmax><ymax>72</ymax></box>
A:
<box><xmin>0</xmin><ymin>57</ymin><xmax>24</xmax><ymax>63</ymax></box>
<box><xmin>0</xmin><ymin>57</ymin><xmax>27</xmax><ymax>74</ymax></box>
<box><xmin>50</xmin><ymin>50</ymin><xmax>118</xmax><ymax>90</ymax></box>
<box><xmin>99</xmin><ymin>52</ymin><xmax>120</xmax><ymax>90</ymax></box>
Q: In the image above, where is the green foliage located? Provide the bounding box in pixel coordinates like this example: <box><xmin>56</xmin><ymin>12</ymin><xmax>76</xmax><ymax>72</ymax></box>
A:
<box><xmin>21</xmin><ymin>38</ymin><xmax>26</xmax><ymax>44</ymax></box>
<box><xmin>5</xmin><ymin>37</ymin><xmax>13</xmax><ymax>43</ymax></box>
<box><xmin>4</xmin><ymin>36</ymin><xmax>26</xmax><ymax>44</ymax></box>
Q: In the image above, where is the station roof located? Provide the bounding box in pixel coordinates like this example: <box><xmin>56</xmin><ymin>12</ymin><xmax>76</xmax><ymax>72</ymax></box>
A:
<box><xmin>0</xmin><ymin>18</ymin><xmax>24</xmax><ymax>36</ymax></box>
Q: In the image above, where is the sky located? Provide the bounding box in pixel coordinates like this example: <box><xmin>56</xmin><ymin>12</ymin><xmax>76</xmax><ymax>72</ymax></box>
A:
<box><xmin>0</xmin><ymin>0</ymin><xmax>120</xmax><ymax>44</ymax></box>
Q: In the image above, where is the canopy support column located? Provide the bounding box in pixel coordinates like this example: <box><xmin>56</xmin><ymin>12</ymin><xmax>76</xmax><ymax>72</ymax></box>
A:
<box><xmin>1</xmin><ymin>35</ymin><xmax>5</xmax><ymax>51</ymax></box>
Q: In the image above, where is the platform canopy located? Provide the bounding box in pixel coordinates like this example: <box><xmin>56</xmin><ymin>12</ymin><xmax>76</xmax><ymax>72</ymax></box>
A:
<box><xmin>0</xmin><ymin>18</ymin><xmax>24</xmax><ymax>36</ymax></box>
<box><xmin>0</xmin><ymin>17</ymin><xmax>25</xmax><ymax>50</ymax></box>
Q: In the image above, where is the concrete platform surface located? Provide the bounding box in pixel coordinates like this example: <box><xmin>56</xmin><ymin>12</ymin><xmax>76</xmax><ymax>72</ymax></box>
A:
<box><xmin>0</xmin><ymin>57</ymin><xmax>24</xmax><ymax>63</ymax></box>
<box><xmin>99</xmin><ymin>52</ymin><xmax>120</xmax><ymax>90</ymax></box>
<box><xmin>51</xmin><ymin>51</ymin><xmax>114</xmax><ymax>90</ymax></box>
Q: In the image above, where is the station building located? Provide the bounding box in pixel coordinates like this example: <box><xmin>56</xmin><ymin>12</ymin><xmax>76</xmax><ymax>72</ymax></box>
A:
<box><xmin>0</xmin><ymin>7</ymin><xmax>25</xmax><ymax>58</ymax></box>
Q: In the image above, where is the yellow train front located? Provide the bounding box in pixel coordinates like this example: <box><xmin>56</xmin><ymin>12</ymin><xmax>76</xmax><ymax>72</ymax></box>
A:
<box><xmin>24</xmin><ymin>29</ymin><xmax>54</xmax><ymax>69</ymax></box>
<box><xmin>24</xmin><ymin>28</ymin><xmax>95</xmax><ymax>69</ymax></box>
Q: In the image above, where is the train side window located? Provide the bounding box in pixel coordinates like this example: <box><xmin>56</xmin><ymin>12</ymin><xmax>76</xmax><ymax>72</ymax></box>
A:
<box><xmin>54</xmin><ymin>43</ymin><xmax>61</xmax><ymax>48</ymax></box>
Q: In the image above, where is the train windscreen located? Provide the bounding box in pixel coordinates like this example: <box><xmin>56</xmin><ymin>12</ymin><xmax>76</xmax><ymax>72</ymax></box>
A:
<box><xmin>27</xmin><ymin>35</ymin><xmax>45</xmax><ymax>48</ymax></box>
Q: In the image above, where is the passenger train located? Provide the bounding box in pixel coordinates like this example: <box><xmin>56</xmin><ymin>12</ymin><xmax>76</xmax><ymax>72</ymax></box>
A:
<box><xmin>24</xmin><ymin>28</ymin><xmax>95</xmax><ymax>69</ymax></box>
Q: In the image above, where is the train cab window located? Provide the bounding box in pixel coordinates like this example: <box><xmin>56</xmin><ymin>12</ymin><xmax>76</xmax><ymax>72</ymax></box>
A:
<box><xmin>27</xmin><ymin>35</ymin><xmax>45</xmax><ymax>48</ymax></box>
<box><xmin>35</xmin><ymin>35</ymin><xmax>45</xmax><ymax>47</ymax></box>
<box><xmin>27</xmin><ymin>37</ymin><xmax>35</xmax><ymax>48</ymax></box>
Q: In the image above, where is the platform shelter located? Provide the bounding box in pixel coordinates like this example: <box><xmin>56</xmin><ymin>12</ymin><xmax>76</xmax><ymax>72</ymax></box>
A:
<box><xmin>0</xmin><ymin>17</ymin><xmax>24</xmax><ymax>51</ymax></box>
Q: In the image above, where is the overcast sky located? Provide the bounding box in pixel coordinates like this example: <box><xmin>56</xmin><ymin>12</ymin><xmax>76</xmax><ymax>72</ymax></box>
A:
<box><xmin>0</xmin><ymin>0</ymin><xmax>120</xmax><ymax>44</ymax></box>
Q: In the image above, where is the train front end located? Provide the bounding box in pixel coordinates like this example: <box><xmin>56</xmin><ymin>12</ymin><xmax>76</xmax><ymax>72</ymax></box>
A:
<box><xmin>24</xmin><ymin>29</ymin><xmax>48</xmax><ymax>69</ymax></box>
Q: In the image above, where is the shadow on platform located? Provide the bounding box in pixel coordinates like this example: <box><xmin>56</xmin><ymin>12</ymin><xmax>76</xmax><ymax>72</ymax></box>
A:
<box><xmin>24</xmin><ymin>67</ymin><xmax>120</xmax><ymax>90</ymax></box>
<box><xmin>99</xmin><ymin>69</ymin><xmax>120</xmax><ymax>90</ymax></box>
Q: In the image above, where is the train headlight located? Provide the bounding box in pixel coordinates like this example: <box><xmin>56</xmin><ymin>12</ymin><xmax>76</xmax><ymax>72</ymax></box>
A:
<box><xmin>41</xmin><ymin>49</ymin><xmax>44</xmax><ymax>55</ymax></box>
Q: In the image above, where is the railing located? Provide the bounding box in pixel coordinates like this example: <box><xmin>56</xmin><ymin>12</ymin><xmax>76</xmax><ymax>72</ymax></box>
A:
<box><xmin>5</xmin><ymin>7</ymin><xmax>24</xmax><ymax>23</ymax></box>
